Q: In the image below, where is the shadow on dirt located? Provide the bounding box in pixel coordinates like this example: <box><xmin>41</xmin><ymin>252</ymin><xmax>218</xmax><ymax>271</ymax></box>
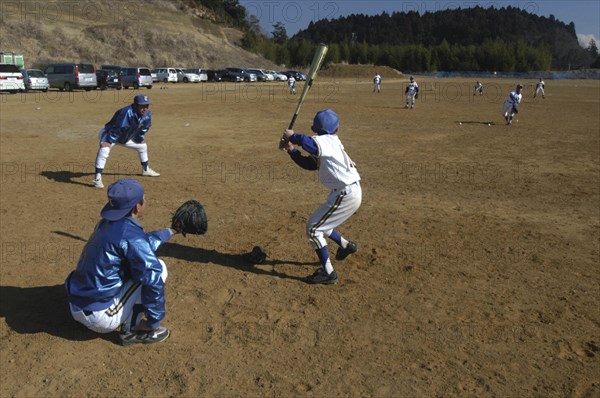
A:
<box><xmin>40</xmin><ymin>171</ymin><xmax>137</xmax><ymax>187</ymax></box>
<box><xmin>158</xmin><ymin>242</ymin><xmax>318</xmax><ymax>282</ymax></box>
<box><xmin>0</xmin><ymin>284</ymin><xmax>116</xmax><ymax>343</ymax></box>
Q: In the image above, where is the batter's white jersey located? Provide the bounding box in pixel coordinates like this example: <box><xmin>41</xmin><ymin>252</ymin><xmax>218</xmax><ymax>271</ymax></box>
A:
<box><xmin>312</xmin><ymin>134</ymin><xmax>360</xmax><ymax>190</ymax></box>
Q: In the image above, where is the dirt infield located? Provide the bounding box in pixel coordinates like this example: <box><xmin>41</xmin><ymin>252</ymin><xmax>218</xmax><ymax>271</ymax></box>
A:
<box><xmin>1</xmin><ymin>76</ymin><xmax>598</xmax><ymax>397</ymax></box>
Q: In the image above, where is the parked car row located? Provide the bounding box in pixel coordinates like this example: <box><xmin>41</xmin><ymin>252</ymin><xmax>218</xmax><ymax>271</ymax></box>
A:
<box><xmin>0</xmin><ymin>62</ymin><xmax>307</xmax><ymax>94</ymax></box>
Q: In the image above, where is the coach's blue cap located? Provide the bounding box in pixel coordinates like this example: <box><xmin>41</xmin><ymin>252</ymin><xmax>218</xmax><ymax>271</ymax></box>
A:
<box><xmin>134</xmin><ymin>94</ymin><xmax>150</xmax><ymax>106</ymax></box>
<box><xmin>312</xmin><ymin>109</ymin><xmax>339</xmax><ymax>135</ymax></box>
<box><xmin>101</xmin><ymin>179</ymin><xmax>145</xmax><ymax>221</ymax></box>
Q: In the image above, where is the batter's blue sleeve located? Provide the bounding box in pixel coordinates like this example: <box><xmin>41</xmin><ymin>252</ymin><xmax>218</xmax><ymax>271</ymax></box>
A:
<box><xmin>289</xmin><ymin>133</ymin><xmax>319</xmax><ymax>156</ymax></box>
<box><xmin>289</xmin><ymin>149</ymin><xmax>318</xmax><ymax>170</ymax></box>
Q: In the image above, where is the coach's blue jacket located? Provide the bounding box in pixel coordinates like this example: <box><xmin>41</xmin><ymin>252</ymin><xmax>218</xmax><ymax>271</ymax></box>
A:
<box><xmin>65</xmin><ymin>217</ymin><xmax>171</xmax><ymax>329</ymax></box>
<box><xmin>102</xmin><ymin>105</ymin><xmax>152</xmax><ymax>144</ymax></box>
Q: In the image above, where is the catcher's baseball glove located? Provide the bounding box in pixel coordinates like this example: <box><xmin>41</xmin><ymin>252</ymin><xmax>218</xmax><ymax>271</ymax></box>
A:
<box><xmin>171</xmin><ymin>200</ymin><xmax>207</xmax><ymax>236</ymax></box>
<box><xmin>512</xmin><ymin>104</ymin><xmax>519</xmax><ymax>113</ymax></box>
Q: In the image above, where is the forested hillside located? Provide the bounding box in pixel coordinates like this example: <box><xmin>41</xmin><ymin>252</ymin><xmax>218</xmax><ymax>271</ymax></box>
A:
<box><xmin>242</xmin><ymin>5</ymin><xmax>599</xmax><ymax>72</ymax></box>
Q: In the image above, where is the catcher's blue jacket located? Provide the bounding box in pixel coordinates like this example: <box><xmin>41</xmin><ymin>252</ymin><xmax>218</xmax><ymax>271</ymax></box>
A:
<box><xmin>65</xmin><ymin>217</ymin><xmax>171</xmax><ymax>329</ymax></box>
<box><xmin>101</xmin><ymin>105</ymin><xmax>152</xmax><ymax>144</ymax></box>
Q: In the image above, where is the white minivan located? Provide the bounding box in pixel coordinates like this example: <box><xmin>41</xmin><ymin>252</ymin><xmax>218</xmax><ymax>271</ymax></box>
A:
<box><xmin>155</xmin><ymin>67</ymin><xmax>178</xmax><ymax>83</ymax></box>
<box><xmin>0</xmin><ymin>64</ymin><xmax>24</xmax><ymax>93</ymax></box>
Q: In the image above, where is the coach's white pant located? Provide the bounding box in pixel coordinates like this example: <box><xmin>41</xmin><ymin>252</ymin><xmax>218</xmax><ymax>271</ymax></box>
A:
<box><xmin>307</xmin><ymin>181</ymin><xmax>362</xmax><ymax>250</ymax></box>
<box><xmin>70</xmin><ymin>260</ymin><xmax>168</xmax><ymax>333</ymax></box>
<box><xmin>95</xmin><ymin>128</ymin><xmax>149</xmax><ymax>170</ymax></box>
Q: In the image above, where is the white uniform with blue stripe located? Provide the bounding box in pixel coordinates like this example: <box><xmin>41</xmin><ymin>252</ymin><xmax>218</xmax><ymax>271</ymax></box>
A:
<box><xmin>288</xmin><ymin>133</ymin><xmax>362</xmax><ymax>252</ymax></box>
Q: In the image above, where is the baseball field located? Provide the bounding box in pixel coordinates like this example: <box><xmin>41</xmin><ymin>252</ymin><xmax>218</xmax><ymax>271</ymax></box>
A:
<box><xmin>1</xmin><ymin>75</ymin><xmax>598</xmax><ymax>397</ymax></box>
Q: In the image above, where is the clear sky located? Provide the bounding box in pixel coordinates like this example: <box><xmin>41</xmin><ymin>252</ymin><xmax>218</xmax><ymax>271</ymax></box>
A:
<box><xmin>239</xmin><ymin>0</ymin><xmax>600</xmax><ymax>47</ymax></box>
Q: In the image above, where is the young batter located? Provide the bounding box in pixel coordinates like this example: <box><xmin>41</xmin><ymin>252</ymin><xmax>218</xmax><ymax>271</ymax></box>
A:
<box><xmin>280</xmin><ymin>109</ymin><xmax>362</xmax><ymax>285</ymax></box>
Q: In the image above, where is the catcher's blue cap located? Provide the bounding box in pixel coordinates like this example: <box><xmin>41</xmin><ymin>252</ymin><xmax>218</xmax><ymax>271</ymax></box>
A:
<box><xmin>311</xmin><ymin>109</ymin><xmax>339</xmax><ymax>135</ymax></box>
<box><xmin>101</xmin><ymin>179</ymin><xmax>145</xmax><ymax>221</ymax></box>
<box><xmin>134</xmin><ymin>94</ymin><xmax>150</xmax><ymax>106</ymax></box>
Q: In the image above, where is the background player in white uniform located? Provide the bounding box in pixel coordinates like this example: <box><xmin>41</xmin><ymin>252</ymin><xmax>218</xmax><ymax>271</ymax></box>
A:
<box><xmin>280</xmin><ymin>109</ymin><xmax>362</xmax><ymax>285</ymax></box>
<box><xmin>93</xmin><ymin>95</ymin><xmax>160</xmax><ymax>189</ymax></box>
<box><xmin>502</xmin><ymin>83</ymin><xmax>523</xmax><ymax>125</ymax></box>
<box><xmin>287</xmin><ymin>75</ymin><xmax>296</xmax><ymax>95</ymax></box>
<box><xmin>474</xmin><ymin>80</ymin><xmax>483</xmax><ymax>96</ymax></box>
<box><xmin>405</xmin><ymin>76</ymin><xmax>419</xmax><ymax>108</ymax></box>
<box><xmin>534</xmin><ymin>78</ymin><xmax>545</xmax><ymax>98</ymax></box>
<box><xmin>373</xmin><ymin>73</ymin><xmax>381</xmax><ymax>93</ymax></box>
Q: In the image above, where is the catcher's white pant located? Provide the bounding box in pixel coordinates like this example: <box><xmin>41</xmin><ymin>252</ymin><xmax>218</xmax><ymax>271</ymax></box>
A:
<box><xmin>95</xmin><ymin>128</ymin><xmax>149</xmax><ymax>170</ymax></box>
<box><xmin>307</xmin><ymin>181</ymin><xmax>362</xmax><ymax>250</ymax></box>
<box><xmin>70</xmin><ymin>260</ymin><xmax>168</xmax><ymax>333</ymax></box>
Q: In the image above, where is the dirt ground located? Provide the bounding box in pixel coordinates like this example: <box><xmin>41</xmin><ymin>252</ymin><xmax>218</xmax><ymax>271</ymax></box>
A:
<box><xmin>1</xmin><ymin>76</ymin><xmax>599</xmax><ymax>397</ymax></box>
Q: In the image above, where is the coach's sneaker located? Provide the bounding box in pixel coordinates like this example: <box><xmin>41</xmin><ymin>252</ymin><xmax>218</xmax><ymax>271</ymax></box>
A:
<box><xmin>305</xmin><ymin>269</ymin><xmax>338</xmax><ymax>285</ymax></box>
<box><xmin>119</xmin><ymin>327</ymin><xmax>170</xmax><ymax>346</ymax></box>
<box><xmin>335</xmin><ymin>241</ymin><xmax>358</xmax><ymax>261</ymax></box>
<box><xmin>142</xmin><ymin>167</ymin><xmax>160</xmax><ymax>177</ymax></box>
<box><xmin>92</xmin><ymin>177</ymin><xmax>104</xmax><ymax>189</ymax></box>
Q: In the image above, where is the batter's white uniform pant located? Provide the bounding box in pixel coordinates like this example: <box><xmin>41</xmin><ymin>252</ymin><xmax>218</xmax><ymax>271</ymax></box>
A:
<box><xmin>95</xmin><ymin>128</ymin><xmax>149</xmax><ymax>170</ymax></box>
<box><xmin>307</xmin><ymin>181</ymin><xmax>362</xmax><ymax>250</ymax></box>
<box><xmin>70</xmin><ymin>260</ymin><xmax>168</xmax><ymax>333</ymax></box>
<box><xmin>406</xmin><ymin>92</ymin><xmax>417</xmax><ymax>105</ymax></box>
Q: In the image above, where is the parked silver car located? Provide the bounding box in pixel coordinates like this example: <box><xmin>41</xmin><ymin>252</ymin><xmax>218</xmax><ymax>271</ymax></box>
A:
<box><xmin>20</xmin><ymin>69</ymin><xmax>49</xmax><ymax>92</ymax></box>
<box><xmin>120</xmin><ymin>67</ymin><xmax>153</xmax><ymax>89</ymax></box>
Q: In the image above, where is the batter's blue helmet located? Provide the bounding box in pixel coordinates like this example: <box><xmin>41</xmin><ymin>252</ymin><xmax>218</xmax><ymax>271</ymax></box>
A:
<box><xmin>311</xmin><ymin>109</ymin><xmax>339</xmax><ymax>135</ymax></box>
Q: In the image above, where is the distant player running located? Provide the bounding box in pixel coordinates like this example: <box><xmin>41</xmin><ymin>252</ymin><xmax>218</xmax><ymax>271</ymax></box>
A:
<box><xmin>502</xmin><ymin>83</ymin><xmax>523</xmax><ymax>125</ymax></box>
<box><xmin>373</xmin><ymin>73</ymin><xmax>381</xmax><ymax>93</ymax></box>
<box><xmin>534</xmin><ymin>78</ymin><xmax>545</xmax><ymax>99</ymax></box>
<box><xmin>92</xmin><ymin>95</ymin><xmax>160</xmax><ymax>189</ymax></box>
<box><xmin>405</xmin><ymin>76</ymin><xmax>419</xmax><ymax>108</ymax></box>
<box><xmin>473</xmin><ymin>80</ymin><xmax>483</xmax><ymax>96</ymax></box>
<box><xmin>287</xmin><ymin>75</ymin><xmax>296</xmax><ymax>95</ymax></box>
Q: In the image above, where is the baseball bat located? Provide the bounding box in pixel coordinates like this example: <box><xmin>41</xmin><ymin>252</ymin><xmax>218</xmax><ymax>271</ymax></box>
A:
<box><xmin>288</xmin><ymin>43</ymin><xmax>329</xmax><ymax>130</ymax></box>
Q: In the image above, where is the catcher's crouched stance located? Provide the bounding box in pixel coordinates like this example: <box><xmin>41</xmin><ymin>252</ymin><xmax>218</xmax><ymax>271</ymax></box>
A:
<box><xmin>65</xmin><ymin>179</ymin><xmax>207</xmax><ymax>346</ymax></box>
<box><xmin>279</xmin><ymin>109</ymin><xmax>362</xmax><ymax>285</ymax></box>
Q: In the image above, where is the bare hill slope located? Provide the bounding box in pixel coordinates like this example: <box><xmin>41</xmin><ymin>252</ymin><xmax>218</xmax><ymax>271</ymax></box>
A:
<box><xmin>0</xmin><ymin>0</ymin><xmax>278</xmax><ymax>69</ymax></box>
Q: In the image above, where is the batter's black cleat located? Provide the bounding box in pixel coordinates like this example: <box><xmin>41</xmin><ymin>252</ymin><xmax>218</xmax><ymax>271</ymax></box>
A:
<box><xmin>335</xmin><ymin>241</ymin><xmax>358</xmax><ymax>261</ymax></box>
<box><xmin>119</xmin><ymin>327</ymin><xmax>170</xmax><ymax>346</ymax></box>
<box><xmin>305</xmin><ymin>269</ymin><xmax>338</xmax><ymax>285</ymax></box>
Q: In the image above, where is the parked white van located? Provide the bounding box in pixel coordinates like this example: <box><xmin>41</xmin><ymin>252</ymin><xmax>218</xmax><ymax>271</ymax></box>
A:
<box><xmin>0</xmin><ymin>64</ymin><xmax>24</xmax><ymax>93</ymax></box>
<box><xmin>155</xmin><ymin>68</ymin><xmax>178</xmax><ymax>83</ymax></box>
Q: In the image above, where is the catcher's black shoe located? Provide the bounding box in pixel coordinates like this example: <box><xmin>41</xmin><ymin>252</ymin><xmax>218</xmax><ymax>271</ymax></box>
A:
<box><xmin>305</xmin><ymin>269</ymin><xmax>338</xmax><ymax>285</ymax></box>
<box><xmin>335</xmin><ymin>241</ymin><xmax>357</xmax><ymax>261</ymax></box>
<box><xmin>119</xmin><ymin>327</ymin><xmax>170</xmax><ymax>346</ymax></box>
